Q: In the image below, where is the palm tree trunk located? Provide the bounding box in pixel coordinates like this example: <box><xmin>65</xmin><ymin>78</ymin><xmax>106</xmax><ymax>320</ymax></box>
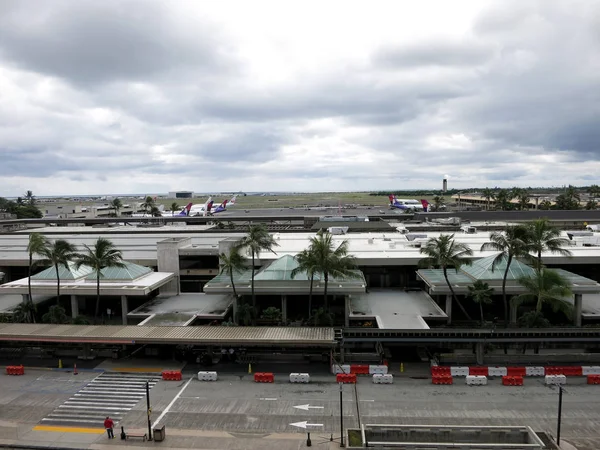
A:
<box><xmin>324</xmin><ymin>272</ymin><xmax>329</xmax><ymax>311</ymax></box>
<box><xmin>308</xmin><ymin>274</ymin><xmax>314</xmax><ymax>319</ymax></box>
<box><xmin>230</xmin><ymin>271</ymin><xmax>239</xmax><ymax>325</ymax></box>
<box><xmin>479</xmin><ymin>302</ymin><xmax>484</xmax><ymax>326</ymax></box>
<box><xmin>94</xmin><ymin>272</ymin><xmax>101</xmax><ymax>323</ymax></box>
<box><xmin>251</xmin><ymin>252</ymin><xmax>256</xmax><ymax>325</ymax></box>
<box><xmin>501</xmin><ymin>255</ymin><xmax>512</xmax><ymax>327</ymax></box>
<box><xmin>28</xmin><ymin>252</ymin><xmax>35</xmax><ymax>323</ymax></box>
<box><xmin>55</xmin><ymin>264</ymin><xmax>61</xmax><ymax>305</ymax></box>
<box><xmin>443</xmin><ymin>268</ymin><xmax>472</xmax><ymax>321</ymax></box>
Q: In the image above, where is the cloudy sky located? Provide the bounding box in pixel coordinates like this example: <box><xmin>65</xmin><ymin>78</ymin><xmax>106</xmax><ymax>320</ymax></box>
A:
<box><xmin>1</xmin><ymin>0</ymin><xmax>599</xmax><ymax>196</ymax></box>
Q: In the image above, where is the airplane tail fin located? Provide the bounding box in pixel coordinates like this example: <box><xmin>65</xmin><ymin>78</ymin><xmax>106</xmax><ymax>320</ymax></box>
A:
<box><xmin>420</xmin><ymin>199</ymin><xmax>430</xmax><ymax>211</ymax></box>
<box><xmin>229</xmin><ymin>195</ymin><xmax>237</xmax><ymax>206</ymax></box>
<box><xmin>178</xmin><ymin>202</ymin><xmax>193</xmax><ymax>216</ymax></box>
<box><xmin>203</xmin><ymin>199</ymin><xmax>214</xmax><ymax>216</ymax></box>
<box><xmin>389</xmin><ymin>194</ymin><xmax>396</xmax><ymax>206</ymax></box>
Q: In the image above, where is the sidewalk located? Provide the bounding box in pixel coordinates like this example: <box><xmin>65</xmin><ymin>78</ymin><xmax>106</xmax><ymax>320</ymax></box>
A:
<box><xmin>0</xmin><ymin>421</ymin><xmax>339</xmax><ymax>450</ymax></box>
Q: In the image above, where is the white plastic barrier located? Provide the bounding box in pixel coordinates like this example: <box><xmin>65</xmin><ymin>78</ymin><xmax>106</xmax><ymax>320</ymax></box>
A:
<box><xmin>369</xmin><ymin>365</ymin><xmax>388</xmax><ymax>375</ymax></box>
<box><xmin>466</xmin><ymin>375</ymin><xmax>488</xmax><ymax>386</ymax></box>
<box><xmin>582</xmin><ymin>366</ymin><xmax>600</xmax><ymax>375</ymax></box>
<box><xmin>450</xmin><ymin>366</ymin><xmax>469</xmax><ymax>377</ymax></box>
<box><xmin>545</xmin><ymin>375</ymin><xmax>567</xmax><ymax>386</ymax></box>
<box><xmin>488</xmin><ymin>366</ymin><xmax>507</xmax><ymax>377</ymax></box>
<box><xmin>332</xmin><ymin>364</ymin><xmax>351</xmax><ymax>374</ymax></box>
<box><xmin>526</xmin><ymin>366</ymin><xmax>545</xmax><ymax>376</ymax></box>
<box><xmin>197</xmin><ymin>371</ymin><xmax>217</xmax><ymax>381</ymax></box>
<box><xmin>373</xmin><ymin>374</ymin><xmax>394</xmax><ymax>384</ymax></box>
<box><xmin>289</xmin><ymin>373</ymin><xmax>310</xmax><ymax>383</ymax></box>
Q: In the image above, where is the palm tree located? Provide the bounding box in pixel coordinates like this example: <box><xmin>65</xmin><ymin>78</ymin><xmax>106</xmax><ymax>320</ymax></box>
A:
<box><xmin>27</xmin><ymin>233</ymin><xmax>48</xmax><ymax>323</ymax></box>
<box><xmin>467</xmin><ymin>281</ymin><xmax>494</xmax><ymax>325</ymax></box>
<box><xmin>481</xmin><ymin>188</ymin><xmax>495</xmax><ymax>210</ymax></box>
<box><xmin>23</xmin><ymin>190</ymin><xmax>35</xmax><ymax>205</ymax></box>
<box><xmin>518</xmin><ymin>310</ymin><xmax>550</xmax><ymax>328</ymax></box>
<box><xmin>291</xmin><ymin>248</ymin><xmax>320</xmax><ymax>318</ymax></box>
<box><xmin>539</xmin><ymin>200</ymin><xmax>553</xmax><ymax>210</ymax></box>
<box><xmin>494</xmin><ymin>189</ymin><xmax>512</xmax><ymax>211</ymax></box>
<box><xmin>514</xmin><ymin>268</ymin><xmax>572</xmax><ymax>319</ymax></box>
<box><xmin>149</xmin><ymin>206</ymin><xmax>162</xmax><ymax>217</ymax></box>
<box><xmin>517</xmin><ymin>190</ymin><xmax>530</xmax><ymax>210</ymax></box>
<box><xmin>432</xmin><ymin>196</ymin><xmax>445</xmax><ymax>211</ymax></box>
<box><xmin>310</xmin><ymin>307</ymin><xmax>334</xmax><ymax>326</ymax></box>
<box><xmin>73</xmin><ymin>237</ymin><xmax>125</xmax><ymax>323</ymax></box>
<box><xmin>235</xmin><ymin>303</ymin><xmax>255</xmax><ymax>326</ymax></box>
<box><xmin>420</xmin><ymin>234</ymin><xmax>473</xmax><ymax>321</ymax></box>
<box><xmin>141</xmin><ymin>196</ymin><xmax>155</xmax><ymax>215</ymax></box>
<box><xmin>12</xmin><ymin>301</ymin><xmax>36</xmax><ymax>323</ymax></box>
<box><xmin>42</xmin><ymin>305</ymin><xmax>69</xmax><ymax>324</ymax></box>
<box><xmin>480</xmin><ymin>225</ymin><xmax>530</xmax><ymax>326</ymax></box>
<box><xmin>111</xmin><ymin>198</ymin><xmax>123</xmax><ymax>216</ymax></box>
<box><xmin>237</xmin><ymin>225</ymin><xmax>279</xmax><ymax>321</ymax></box>
<box><xmin>555</xmin><ymin>185</ymin><xmax>581</xmax><ymax>210</ymax></box>
<box><xmin>586</xmin><ymin>199</ymin><xmax>598</xmax><ymax>210</ymax></box>
<box><xmin>170</xmin><ymin>202</ymin><xmax>180</xmax><ymax>216</ymax></box>
<box><xmin>308</xmin><ymin>231</ymin><xmax>359</xmax><ymax>311</ymax></box>
<box><xmin>525</xmin><ymin>218</ymin><xmax>572</xmax><ymax>271</ymax></box>
<box><xmin>218</xmin><ymin>246</ymin><xmax>246</xmax><ymax>324</ymax></box>
<box><xmin>38</xmin><ymin>239</ymin><xmax>77</xmax><ymax>305</ymax></box>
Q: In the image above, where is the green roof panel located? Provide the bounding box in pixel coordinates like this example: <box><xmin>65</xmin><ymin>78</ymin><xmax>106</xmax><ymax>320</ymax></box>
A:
<box><xmin>84</xmin><ymin>261</ymin><xmax>152</xmax><ymax>281</ymax></box>
<box><xmin>461</xmin><ymin>254</ymin><xmax>535</xmax><ymax>281</ymax></box>
<box><xmin>32</xmin><ymin>261</ymin><xmax>95</xmax><ymax>280</ymax></box>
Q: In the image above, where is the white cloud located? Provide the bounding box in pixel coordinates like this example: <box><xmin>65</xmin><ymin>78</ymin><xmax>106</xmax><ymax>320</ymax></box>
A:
<box><xmin>0</xmin><ymin>0</ymin><xmax>599</xmax><ymax>196</ymax></box>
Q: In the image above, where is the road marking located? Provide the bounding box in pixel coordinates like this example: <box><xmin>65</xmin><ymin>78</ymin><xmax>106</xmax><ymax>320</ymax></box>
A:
<box><xmin>32</xmin><ymin>425</ymin><xmax>104</xmax><ymax>434</ymax></box>
<box><xmin>361</xmin><ymin>399</ymin><xmax>375</xmax><ymax>402</ymax></box>
<box><xmin>290</xmin><ymin>421</ymin><xmax>323</xmax><ymax>429</ymax></box>
<box><xmin>260</xmin><ymin>397</ymin><xmax>278</xmax><ymax>401</ymax></box>
<box><xmin>293</xmin><ymin>404</ymin><xmax>324</xmax><ymax>410</ymax></box>
<box><xmin>151</xmin><ymin>376</ymin><xmax>193</xmax><ymax>428</ymax></box>
<box><xmin>112</xmin><ymin>367</ymin><xmax>164</xmax><ymax>372</ymax></box>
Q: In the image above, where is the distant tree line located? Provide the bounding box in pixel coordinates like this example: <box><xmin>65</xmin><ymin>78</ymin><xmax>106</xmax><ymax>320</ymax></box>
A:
<box><xmin>0</xmin><ymin>190</ymin><xmax>42</xmax><ymax>218</ymax></box>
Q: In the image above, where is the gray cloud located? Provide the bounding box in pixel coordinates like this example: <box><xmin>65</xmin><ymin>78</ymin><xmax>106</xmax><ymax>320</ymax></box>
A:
<box><xmin>0</xmin><ymin>0</ymin><xmax>599</xmax><ymax>196</ymax></box>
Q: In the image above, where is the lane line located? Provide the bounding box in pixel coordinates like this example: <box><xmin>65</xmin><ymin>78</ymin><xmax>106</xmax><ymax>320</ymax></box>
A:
<box><xmin>32</xmin><ymin>425</ymin><xmax>105</xmax><ymax>434</ymax></box>
<box><xmin>151</xmin><ymin>377</ymin><xmax>193</xmax><ymax>428</ymax></box>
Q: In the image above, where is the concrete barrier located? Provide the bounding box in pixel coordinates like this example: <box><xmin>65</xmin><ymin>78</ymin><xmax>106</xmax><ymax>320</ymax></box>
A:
<box><xmin>197</xmin><ymin>371</ymin><xmax>217</xmax><ymax>381</ymax></box>
<box><xmin>373</xmin><ymin>374</ymin><xmax>393</xmax><ymax>384</ymax></box>
<box><xmin>289</xmin><ymin>373</ymin><xmax>310</xmax><ymax>383</ymax></box>
<box><xmin>332</xmin><ymin>364</ymin><xmax>351</xmax><ymax>374</ymax></box>
<box><xmin>450</xmin><ymin>366</ymin><xmax>469</xmax><ymax>377</ymax></box>
<box><xmin>526</xmin><ymin>366</ymin><xmax>545</xmax><ymax>376</ymax></box>
<box><xmin>545</xmin><ymin>375</ymin><xmax>566</xmax><ymax>386</ymax></box>
<box><xmin>466</xmin><ymin>375</ymin><xmax>487</xmax><ymax>386</ymax></box>
<box><xmin>582</xmin><ymin>366</ymin><xmax>600</xmax><ymax>375</ymax></box>
<box><xmin>369</xmin><ymin>365</ymin><xmax>388</xmax><ymax>375</ymax></box>
<box><xmin>488</xmin><ymin>366</ymin><xmax>507</xmax><ymax>377</ymax></box>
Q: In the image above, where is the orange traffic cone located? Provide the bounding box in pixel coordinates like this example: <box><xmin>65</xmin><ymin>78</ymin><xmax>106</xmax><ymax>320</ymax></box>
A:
<box><xmin>73</xmin><ymin>364</ymin><xmax>78</xmax><ymax>375</ymax></box>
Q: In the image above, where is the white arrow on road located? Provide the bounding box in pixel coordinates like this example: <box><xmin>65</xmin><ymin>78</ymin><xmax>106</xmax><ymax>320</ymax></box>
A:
<box><xmin>293</xmin><ymin>404</ymin><xmax>325</xmax><ymax>411</ymax></box>
<box><xmin>290</xmin><ymin>421</ymin><xmax>324</xmax><ymax>429</ymax></box>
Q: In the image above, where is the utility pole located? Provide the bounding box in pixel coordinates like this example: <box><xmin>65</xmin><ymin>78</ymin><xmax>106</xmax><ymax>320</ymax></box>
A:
<box><xmin>146</xmin><ymin>381</ymin><xmax>153</xmax><ymax>441</ymax></box>
<box><xmin>557</xmin><ymin>386</ymin><xmax>563</xmax><ymax>446</ymax></box>
<box><xmin>339</xmin><ymin>382</ymin><xmax>344</xmax><ymax>447</ymax></box>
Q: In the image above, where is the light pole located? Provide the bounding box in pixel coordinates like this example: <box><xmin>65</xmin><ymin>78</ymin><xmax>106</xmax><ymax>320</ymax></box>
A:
<box><xmin>146</xmin><ymin>381</ymin><xmax>153</xmax><ymax>441</ymax></box>
<box><xmin>339</xmin><ymin>382</ymin><xmax>344</xmax><ymax>447</ymax></box>
<box><xmin>557</xmin><ymin>385</ymin><xmax>563</xmax><ymax>446</ymax></box>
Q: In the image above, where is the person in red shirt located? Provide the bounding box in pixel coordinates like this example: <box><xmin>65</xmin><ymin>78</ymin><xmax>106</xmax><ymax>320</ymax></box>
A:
<box><xmin>104</xmin><ymin>416</ymin><xmax>115</xmax><ymax>439</ymax></box>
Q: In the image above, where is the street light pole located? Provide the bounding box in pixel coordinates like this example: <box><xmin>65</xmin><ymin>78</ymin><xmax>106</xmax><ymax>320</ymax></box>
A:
<box><xmin>339</xmin><ymin>382</ymin><xmax>344</xmax><ymax>447</ymax></box>
<box><xmin>557</xmin><ymin>386</ymin><xmax>563</xmax><ymax>446</ymax></box>
<box><xmin>146</xmin><ymin>381</ymin><xmax>153</xmax><ymax>441</ymax></box>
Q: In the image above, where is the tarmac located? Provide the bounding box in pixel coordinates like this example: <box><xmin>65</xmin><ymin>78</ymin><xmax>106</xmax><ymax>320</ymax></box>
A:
<box><xmin>0</xmin><ymin>359</ymin><xmax>597</xmax><ymax>450</ymax></box>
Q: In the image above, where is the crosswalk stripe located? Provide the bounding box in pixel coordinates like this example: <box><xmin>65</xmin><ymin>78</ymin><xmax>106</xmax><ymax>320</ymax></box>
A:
<box><xmin>38</xmin><ymin>372</ymin><xmax>161</xmax><ymax>428</ymax></box>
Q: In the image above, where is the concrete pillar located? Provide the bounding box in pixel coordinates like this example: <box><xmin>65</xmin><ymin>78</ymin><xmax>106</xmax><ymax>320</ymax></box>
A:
<box><xmin>445</xmin><ymin>294</ymin><xmax>452</xmax><ymax>324</ymax></box>
<box><xmin>344</xmin><ymin>296</ymin><xmax>350</xmax><ymax>328</ymax></box>
<box><xmin>574</xmin><ymin>294</ymin><xmax>583</xmax><ymax>327</ymax></box>
<box><xmin>232</xmin><ymin>296</ymin><xmax>238</xmax><ymax>323</ymax></box>
<box><xmin>379</xmin><ymin>274</ymin><xmax>385</xmax><ymax>288</ymax></box>
<box><xmin>22</xmin><ymin>294</ymin><xmax>29</xmax><ymax>304</ymax></box>
<box><xmin>476</xmin><ymin>342</ymin><xmax>484</xmax><ymax>365</ymax></box>
<box><xmin>510</xmin><ymin>301</ymin><xmax>518</xmax><ymax>325</ymax></box>
<box><xmin>281</xmin><ymin>295</ymin><xmax>287</xmax><ymax>324</ymax></box>
<box><xmin>70</xmin><ymin>295</ymin><xmax>79</xmax><ymax>318</ymax></box>
<box><xmin>121</xmin><ymin>295</ymin><xmax>128</xmax><ymax>326</ymax></box>
<box><xmin>157</xmin><ymin>237</ymin><xmax>192</xmax><ymax>295</ymax></box>
<box><xmin>385</xmin><ymin>273</ymin><xmax>391</xmax><ymax>288</ymax></box>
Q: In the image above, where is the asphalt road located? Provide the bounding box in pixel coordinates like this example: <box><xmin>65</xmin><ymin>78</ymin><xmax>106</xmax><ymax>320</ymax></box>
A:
<box><xmin>3</xmin><ymin>365</ymin><xmax>599</xmax><ymax>449</ymax></box>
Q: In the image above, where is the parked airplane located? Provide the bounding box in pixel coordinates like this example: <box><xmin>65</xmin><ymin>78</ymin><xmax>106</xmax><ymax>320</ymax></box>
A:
<box><xmin>388</xmin><ymin>195</ymin><xmax>430</xmax><ymax>212</ymax></box>
<box><xmin>188</xmin><ymin>195</ymin><xmax>237</xmax><ymax>216</ymax></box>
<box><xmin>131</xmin><ymin>202</ymin><xmax>193</xmax><ymax>217</ymax></box>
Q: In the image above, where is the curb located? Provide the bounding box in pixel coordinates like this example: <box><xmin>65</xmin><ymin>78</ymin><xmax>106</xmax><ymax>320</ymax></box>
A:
<box><xmin>0</xmin><ymin>445</ymin><xmax>87</xmax><ymax>450</ymax></box>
